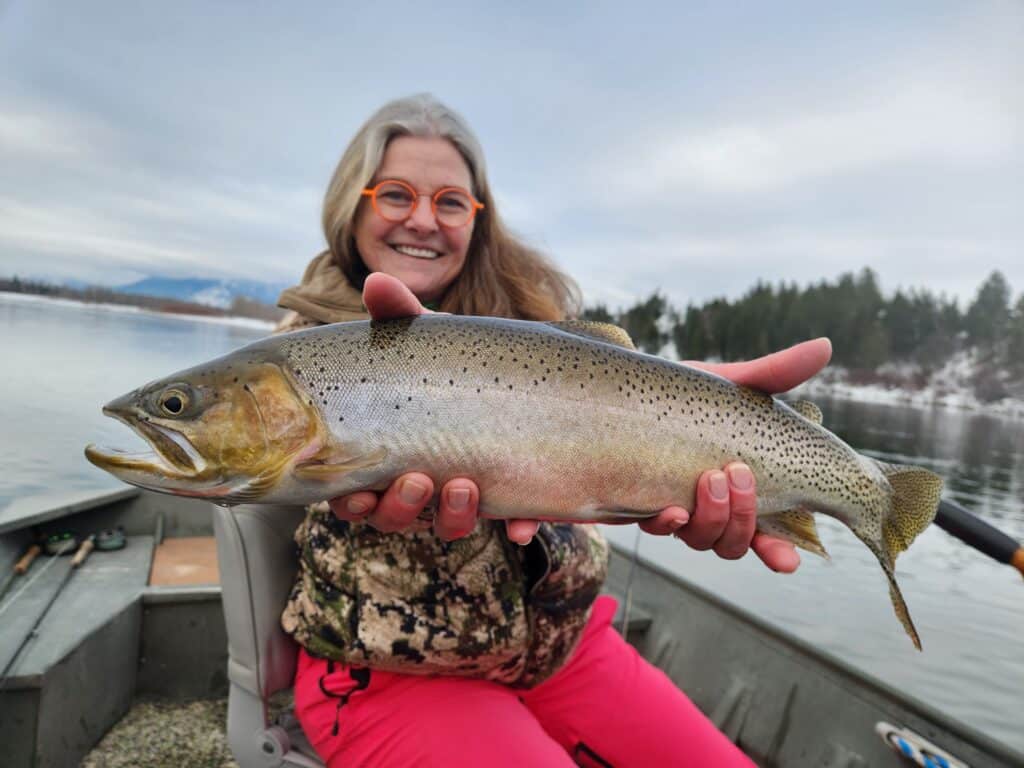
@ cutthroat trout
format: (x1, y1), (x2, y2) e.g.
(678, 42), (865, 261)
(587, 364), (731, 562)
(86, 315), (942, 648)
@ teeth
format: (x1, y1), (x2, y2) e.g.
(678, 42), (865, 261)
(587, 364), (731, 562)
(392, 245), (441, 259)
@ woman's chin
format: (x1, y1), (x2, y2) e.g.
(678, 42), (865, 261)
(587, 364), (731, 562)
(387, 268), (453, 304)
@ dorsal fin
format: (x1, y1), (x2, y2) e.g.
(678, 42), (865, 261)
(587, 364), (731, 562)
(790, 400), (823, 424)
(546, 320), (636, 350)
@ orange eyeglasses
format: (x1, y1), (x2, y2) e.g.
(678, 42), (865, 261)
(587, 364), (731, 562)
(361, 180), (484, 228)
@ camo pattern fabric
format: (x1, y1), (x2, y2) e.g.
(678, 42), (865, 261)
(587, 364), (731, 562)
(519, 522), (610, 687)
(276, 306), (610, 687)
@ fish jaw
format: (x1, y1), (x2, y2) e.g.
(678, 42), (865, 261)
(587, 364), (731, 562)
(85, 394), (226, 495)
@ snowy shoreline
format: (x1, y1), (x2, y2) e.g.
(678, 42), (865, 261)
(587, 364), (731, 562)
(789, 354), (1024, 421)
(0, 290), (275, 331)
(792, 377), (1024, 420)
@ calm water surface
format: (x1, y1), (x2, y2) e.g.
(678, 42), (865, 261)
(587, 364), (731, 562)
(3, 294), (1022, 752)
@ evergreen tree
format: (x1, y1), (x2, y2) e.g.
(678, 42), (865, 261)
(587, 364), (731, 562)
(618, 292), (668, 354)
(581, 268), (1010, 378)
(965, 271), (1011, 349)
(1006, 295), (1024, 372)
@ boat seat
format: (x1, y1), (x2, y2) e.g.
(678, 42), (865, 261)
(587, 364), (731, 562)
(212, 504), (325, 768)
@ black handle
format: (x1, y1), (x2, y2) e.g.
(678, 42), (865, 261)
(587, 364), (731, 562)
(935, 499), (1024, 577)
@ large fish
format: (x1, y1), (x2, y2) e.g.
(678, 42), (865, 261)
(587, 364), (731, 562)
(86, 315), (942, 648)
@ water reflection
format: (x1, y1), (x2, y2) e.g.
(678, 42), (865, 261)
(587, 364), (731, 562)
(814, 396), (1024, 537)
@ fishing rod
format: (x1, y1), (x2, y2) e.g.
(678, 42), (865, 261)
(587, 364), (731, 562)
(0, 540), (43, 606)
(935, 499), (1024, 578)
(0, 534), (95, 684)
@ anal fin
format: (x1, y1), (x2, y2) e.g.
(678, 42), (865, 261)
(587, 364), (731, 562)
(757, 509), (830, 559)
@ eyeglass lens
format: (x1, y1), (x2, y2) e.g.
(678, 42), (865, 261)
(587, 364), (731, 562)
(373, 182), (475, 226)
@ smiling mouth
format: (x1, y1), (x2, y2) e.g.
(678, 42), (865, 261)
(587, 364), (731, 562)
(391, 244), (442, 260)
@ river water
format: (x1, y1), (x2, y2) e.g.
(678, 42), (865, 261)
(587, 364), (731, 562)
(2, 293), (1022, 753)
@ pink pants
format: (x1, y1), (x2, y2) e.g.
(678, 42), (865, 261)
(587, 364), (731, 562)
(294, 595), (753, 767)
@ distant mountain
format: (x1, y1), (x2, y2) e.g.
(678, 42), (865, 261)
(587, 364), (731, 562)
(117, 276), (290, 309)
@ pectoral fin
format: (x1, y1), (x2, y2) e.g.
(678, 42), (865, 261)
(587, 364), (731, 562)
(757, 509), (830, 559)
(294, 445), (388, 481)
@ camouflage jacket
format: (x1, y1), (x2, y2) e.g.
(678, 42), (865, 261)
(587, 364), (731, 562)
(278, 255), (609, 687)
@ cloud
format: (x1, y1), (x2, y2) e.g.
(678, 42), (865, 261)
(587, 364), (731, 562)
(590, 65), (1019, 203)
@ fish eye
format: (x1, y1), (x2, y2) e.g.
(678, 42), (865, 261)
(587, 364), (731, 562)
(159, 390), (187, 416)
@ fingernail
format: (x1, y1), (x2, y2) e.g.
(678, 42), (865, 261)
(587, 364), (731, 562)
(729, 465), (753, 491)
(448, 487), (471, 511)
(670, 511), (689, 530)
(399, 478), (428, 505)
(346, 499), (369, 516)
(710, 472), (729, 500)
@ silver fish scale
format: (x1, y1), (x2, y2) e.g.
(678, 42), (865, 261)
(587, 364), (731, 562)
(269, 315), (886, 523)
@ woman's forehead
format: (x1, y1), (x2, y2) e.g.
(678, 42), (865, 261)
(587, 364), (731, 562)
(376, 135), (472, 188)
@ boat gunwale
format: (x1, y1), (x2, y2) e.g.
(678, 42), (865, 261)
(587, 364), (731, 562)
(0, 487), (139, 535)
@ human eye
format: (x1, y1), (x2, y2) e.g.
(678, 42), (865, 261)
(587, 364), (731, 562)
(377, 182), (414, 204)
(436, 190), (470, 210)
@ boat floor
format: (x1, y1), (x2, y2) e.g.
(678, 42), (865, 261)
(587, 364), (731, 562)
(82, 697), (238, 768)
(149, 536), (219, 586)
(83, 690), (298, 767)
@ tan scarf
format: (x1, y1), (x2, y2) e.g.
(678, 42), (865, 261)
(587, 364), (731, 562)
(276, 252), (368, 324)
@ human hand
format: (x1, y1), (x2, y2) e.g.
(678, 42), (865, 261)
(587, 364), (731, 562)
(327, 273), (541, 544)
(636, 338), (833, 573)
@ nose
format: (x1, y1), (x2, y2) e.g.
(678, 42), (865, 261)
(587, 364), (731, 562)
(404, 194), (439, 234)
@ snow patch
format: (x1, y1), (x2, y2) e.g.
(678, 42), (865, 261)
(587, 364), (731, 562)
(792, 348), (1024, 420)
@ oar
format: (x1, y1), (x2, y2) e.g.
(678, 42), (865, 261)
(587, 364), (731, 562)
(935, 499), (1024, 578)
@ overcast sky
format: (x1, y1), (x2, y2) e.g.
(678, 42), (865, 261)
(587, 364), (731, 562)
(1, 1), (1021, 310)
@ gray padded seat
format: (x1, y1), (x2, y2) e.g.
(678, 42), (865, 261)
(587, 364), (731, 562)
(212, 503), (325, 768)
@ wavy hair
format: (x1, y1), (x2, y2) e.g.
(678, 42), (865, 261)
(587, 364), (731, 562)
(321, 94), (579, 321)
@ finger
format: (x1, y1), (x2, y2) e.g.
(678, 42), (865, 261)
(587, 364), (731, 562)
(751, 533), (801, 573)
(435, 478), (480, 541)
(712, 463), (758, 560)
(638, 506), (689, 536)
(675, 470), (730, 551)
(328, 491), (378, 522)
(368, 472), (435, 532)
(686, 338), (832, 394)
(362, 272), (432, 320)
(506, 519), (540, 545)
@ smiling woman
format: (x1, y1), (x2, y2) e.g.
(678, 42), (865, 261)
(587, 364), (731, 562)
(313, 94), (580, 320)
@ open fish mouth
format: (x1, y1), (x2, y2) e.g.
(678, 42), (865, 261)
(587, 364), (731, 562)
(85, 410), (206, 478)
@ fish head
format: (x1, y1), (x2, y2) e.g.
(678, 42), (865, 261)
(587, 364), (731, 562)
(85, 356), (322, 502)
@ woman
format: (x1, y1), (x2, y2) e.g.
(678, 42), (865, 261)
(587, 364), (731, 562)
(277, 94), (828, 767)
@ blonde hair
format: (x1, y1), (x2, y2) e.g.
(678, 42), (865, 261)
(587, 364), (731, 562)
(321, 94), (579, 321)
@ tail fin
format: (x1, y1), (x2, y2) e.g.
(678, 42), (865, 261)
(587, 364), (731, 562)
(877, 461), (943, 558)
(873, 461), (944, 650)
